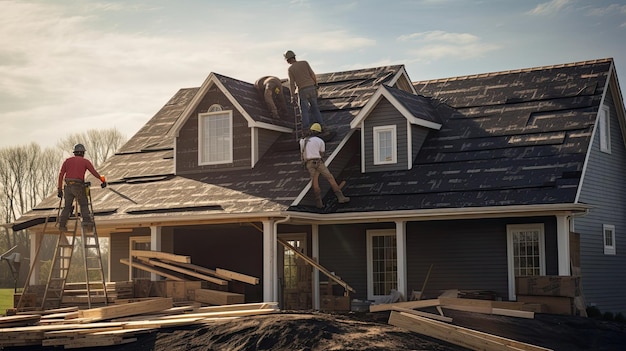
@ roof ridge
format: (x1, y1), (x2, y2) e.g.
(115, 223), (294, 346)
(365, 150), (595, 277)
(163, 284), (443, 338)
(414, 58), (613, 84)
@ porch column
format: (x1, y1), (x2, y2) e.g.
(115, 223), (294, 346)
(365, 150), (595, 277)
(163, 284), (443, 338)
(29, 232), (41, 285)
(262, 220), (277, 302)
(311, 224), (320, 310)
(556, 215), (571, 275)
(150, 226), (162, 281)
(395, 221), (408, 299)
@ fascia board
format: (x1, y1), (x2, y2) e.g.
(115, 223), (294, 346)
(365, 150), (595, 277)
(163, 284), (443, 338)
(168, 72), (216, 138)
(254, 121), (293, 133)
(350, 86), (384, 128)
(389, 66), (417, 94)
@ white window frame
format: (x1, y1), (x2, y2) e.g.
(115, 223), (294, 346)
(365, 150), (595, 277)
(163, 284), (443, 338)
(366, 229), (397, 300)
(599, 105), (611, 153)
(198, 110), (233, 165)
(603, 224), (616, 255)
(506, 223), (546, 300)
(373, 125), (397, 165)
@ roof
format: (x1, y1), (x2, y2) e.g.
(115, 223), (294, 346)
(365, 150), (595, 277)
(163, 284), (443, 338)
(310, 58), (614, 213)
(14, 59), (619, 230)
(14, 65), (408, 230)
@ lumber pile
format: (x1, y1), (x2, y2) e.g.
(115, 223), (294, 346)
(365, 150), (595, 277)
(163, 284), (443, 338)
(122, 250), (258, 306)
(0, 298), (279, 349)
(371, 297), (552, 351)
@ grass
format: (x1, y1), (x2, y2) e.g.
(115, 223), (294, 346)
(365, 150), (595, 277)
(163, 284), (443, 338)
(0, 288), (15, 316)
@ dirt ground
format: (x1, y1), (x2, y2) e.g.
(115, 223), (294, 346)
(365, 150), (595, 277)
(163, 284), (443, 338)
(6, 309), (626, 351)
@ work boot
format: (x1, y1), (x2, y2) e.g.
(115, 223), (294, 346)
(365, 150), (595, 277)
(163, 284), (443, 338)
(314, 191), (324, 209)
(335, 190), (350, 204)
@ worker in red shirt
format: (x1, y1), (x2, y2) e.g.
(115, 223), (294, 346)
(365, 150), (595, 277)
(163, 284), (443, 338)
(57, 144), (107, 232)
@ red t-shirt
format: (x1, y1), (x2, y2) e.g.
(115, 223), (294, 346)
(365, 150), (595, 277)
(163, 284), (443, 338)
(57, 156), (101, 189)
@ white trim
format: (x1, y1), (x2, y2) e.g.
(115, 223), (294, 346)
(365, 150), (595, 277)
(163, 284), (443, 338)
(506, 223), (546, 300)
(603, 224), (616, 255)
(556, 215), (571, 275)
(600, 105), (611, 153)
(350, 85), (442, 130)
(366, 229), (397, 300)
(251, 127), (258, 168)
(311, 225), (320, 310)
(150, 226), (162, 281)
(395, 221), (407, 299)
(373, 125), (397, 165)
(360, 125), (366, 173)
(406, 119), (412, 170)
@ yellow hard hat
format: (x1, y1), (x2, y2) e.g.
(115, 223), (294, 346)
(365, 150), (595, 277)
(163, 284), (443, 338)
(310, 123), (322, 133)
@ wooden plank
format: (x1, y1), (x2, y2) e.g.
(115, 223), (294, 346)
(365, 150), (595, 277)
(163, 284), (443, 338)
(492, 308), (535, 319)
(78, 298), (173, 322)
(391, 306), (453, 323)
(215, 268), (259, 285)
(121, 317), (206, 329)
(389, 311), (553, 351)
(194, 289), (244, 306)
(163, 261), (231, 281)
(277, 238), (355, 293)
(369, 299), (440, 312)
(120, 258), (184, 281)
(131, 249), (191, 263)
(157, 308), (278, 320)
(148, 259), (228, 285)
(197, 302), (278, 313)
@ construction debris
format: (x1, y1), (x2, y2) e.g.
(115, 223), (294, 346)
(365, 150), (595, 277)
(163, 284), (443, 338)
(0, 299), (279, 349)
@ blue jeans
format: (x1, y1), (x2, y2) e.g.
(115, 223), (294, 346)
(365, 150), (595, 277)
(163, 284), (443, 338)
(298, 86), (323, 129)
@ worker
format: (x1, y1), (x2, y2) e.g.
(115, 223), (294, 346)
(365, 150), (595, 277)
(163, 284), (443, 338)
(300, 123), (349, 208)
(57, 144), (107, 232)
(284, 50), (324, 130)
(254, 76), (289, 119)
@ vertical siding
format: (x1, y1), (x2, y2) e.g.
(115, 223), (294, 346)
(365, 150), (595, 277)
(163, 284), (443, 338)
(411, 125), (429, 163)
(176, 87), (252, 174)
(173, 224), (264, 302)
(363, 99), (408, 172)
(575, 87), (626, 314)
(318, 217), (557, 301)
(256, 128), (281, 164)
(109, 228), (150, 282)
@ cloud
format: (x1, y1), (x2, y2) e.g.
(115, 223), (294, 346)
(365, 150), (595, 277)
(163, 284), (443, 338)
(527, 0), (572, 15)
(396, 31), (498, 61)
(587, 4), (626, 16)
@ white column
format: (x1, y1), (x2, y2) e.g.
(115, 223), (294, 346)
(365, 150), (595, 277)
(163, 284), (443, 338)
(556, 215), (571, 275)
(29, 233), (41, 285)
(395, 221), (407, 299)
(311, 224), (320, 310)
(150, 226), (162, 281)
(262, 220), (276, 302)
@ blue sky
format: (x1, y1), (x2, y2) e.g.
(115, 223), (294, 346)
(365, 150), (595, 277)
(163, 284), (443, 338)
(1, 0), (625, 149)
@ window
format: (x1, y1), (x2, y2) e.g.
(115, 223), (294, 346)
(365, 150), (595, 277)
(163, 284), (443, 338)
(603, 224), (616, 255)
(507, 224), (545, 299)
(599, 105), (611, 153)
(367, 229), (397, 300)
(198, 110), (233, 165)
(373, 125), (397, 165)
(208, 104), (223, 112)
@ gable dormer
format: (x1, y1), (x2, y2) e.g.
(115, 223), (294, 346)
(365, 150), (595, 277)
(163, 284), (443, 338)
(168, 73), (292, 175)
(350, 85), (442, 172)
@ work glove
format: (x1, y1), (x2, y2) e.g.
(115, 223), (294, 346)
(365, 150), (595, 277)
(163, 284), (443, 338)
(101, 181), (107, 188)
(57, 189), (63, 198)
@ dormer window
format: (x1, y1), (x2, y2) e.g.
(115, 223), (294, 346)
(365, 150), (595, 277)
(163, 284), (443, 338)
(198, 109), (233, 165)
(373, 125), (397, 165)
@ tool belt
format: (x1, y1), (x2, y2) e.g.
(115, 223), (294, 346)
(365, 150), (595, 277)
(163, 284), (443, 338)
(65, 179), (84, 185)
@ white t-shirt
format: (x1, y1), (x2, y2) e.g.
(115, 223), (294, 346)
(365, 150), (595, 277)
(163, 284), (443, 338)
(300, 136), (325, 160)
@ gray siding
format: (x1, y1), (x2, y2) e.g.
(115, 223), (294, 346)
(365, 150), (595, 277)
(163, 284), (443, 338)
(575, 86), (626, 315)
(176, 87), (252, 175)
(411, 125), (429, 163)
(256, 128), (281, 165)
(318, 217), (557, 301)
(364, 99), (408, 172)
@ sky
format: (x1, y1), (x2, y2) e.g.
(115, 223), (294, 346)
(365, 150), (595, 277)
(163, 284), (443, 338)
(1, 0), (626, 149)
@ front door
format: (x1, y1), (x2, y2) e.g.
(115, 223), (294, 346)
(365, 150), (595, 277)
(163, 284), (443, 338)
(278, 233), (311, 310)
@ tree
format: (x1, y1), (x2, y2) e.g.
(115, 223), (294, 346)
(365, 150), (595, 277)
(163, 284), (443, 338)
(0, 128), (126, 288)
(57, 128), (126, 168)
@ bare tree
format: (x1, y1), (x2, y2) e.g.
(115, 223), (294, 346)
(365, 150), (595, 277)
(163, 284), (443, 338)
(57, 128), (126, 167)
